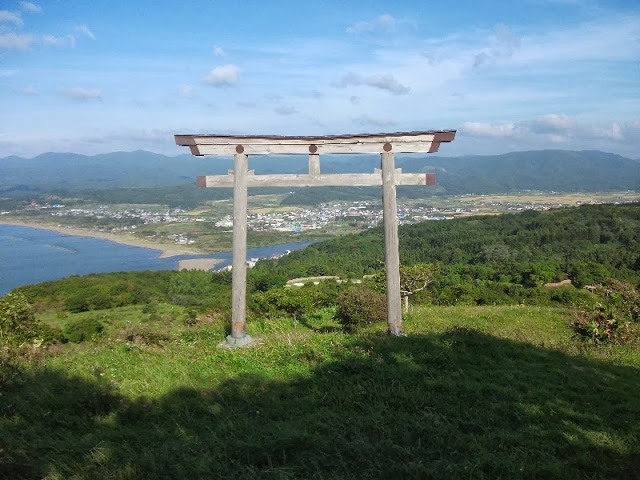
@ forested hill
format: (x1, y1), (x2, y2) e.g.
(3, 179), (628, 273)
(253, 203), (640, 288)
(402, 150), (640, 194)
(283, 150), (640, 204)
(1, 149), (638, 196)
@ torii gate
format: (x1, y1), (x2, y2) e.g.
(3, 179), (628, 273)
(175, 131), (456, 345)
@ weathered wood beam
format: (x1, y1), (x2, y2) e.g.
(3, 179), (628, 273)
(175, 131), (456, 156)
(196, 170), (436, 188)
(184, 142), (431, 156)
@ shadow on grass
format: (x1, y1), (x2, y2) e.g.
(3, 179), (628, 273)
(2, 328), (640, 479)
(297, 316), (344, 334)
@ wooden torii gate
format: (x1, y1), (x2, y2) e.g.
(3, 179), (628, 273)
(175, 131), (456, 345)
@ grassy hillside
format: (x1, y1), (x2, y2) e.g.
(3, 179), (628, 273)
(2, 304), (640, 479)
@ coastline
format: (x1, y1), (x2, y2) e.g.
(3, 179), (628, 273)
(0, 219), (203, 259)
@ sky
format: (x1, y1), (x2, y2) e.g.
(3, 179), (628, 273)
(0, 0), (639, 158)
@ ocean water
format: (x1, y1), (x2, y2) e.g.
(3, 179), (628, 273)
(0, 225), (311, 296)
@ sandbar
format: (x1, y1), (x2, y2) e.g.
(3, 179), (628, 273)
(177, 258), (222, 271)
(0, 219), (202, 258)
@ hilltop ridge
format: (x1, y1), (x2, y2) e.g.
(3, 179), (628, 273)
(1, 149), (638, 196)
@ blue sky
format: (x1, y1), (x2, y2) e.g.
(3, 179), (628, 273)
(1, 0), (639, 158)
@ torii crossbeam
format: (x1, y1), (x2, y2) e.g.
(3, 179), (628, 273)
(175, 131), (456, 345)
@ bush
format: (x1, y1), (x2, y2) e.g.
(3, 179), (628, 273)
(121, 325), (171, 347)
(64, 317), (105, 343)
(0, 292), (42, 346)
(569, 280), (640, 345)
(251, 287), (316, 320)
(336, 286), (386, 331)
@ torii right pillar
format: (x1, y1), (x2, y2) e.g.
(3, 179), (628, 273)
(381, 145), (403, 335)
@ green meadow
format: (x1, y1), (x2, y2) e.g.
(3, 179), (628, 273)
(2, 303), (639, 479)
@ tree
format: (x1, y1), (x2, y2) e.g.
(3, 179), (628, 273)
(374, 263), (439, 313)
(0, 292), (42, 346)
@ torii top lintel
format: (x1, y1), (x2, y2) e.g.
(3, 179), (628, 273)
(174, 130), (456, 156)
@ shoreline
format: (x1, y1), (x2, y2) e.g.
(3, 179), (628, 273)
(0, 219), (203, 259)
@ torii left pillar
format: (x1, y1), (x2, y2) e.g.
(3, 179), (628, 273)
(230, 150), (250, 344)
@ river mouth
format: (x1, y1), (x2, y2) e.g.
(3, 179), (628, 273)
(0, 224), (313, 295)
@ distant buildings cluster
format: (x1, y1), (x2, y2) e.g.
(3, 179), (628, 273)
(215, 202), (457, 233)
(47, 205), (202, 224)
(14, 195), (637, 247)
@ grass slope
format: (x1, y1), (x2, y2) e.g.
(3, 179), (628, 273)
(2, 305), (639, 479)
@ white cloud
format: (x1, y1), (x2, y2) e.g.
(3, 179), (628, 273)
(354, 114), (396, 127)
(42, 27), (93, 48)
(334, 72), (410, 95)
(60, 87), (102, 101)
(76, 25), (95, 40)
(367, 74), (410, 95)
(42, 34), (75, 47)
(511, 15), (638, 66)
(459, 116), (636, 153)
(622, 121), (640, 138)
(179, 85), (194, 98)
(591, 122), (623, 140)
(472, 23), (521, 68)
(237, 100), (258, 108)
(334, 72), (360, 88)
(213, 46), (225, 57)
(20, 2), (42, 13)
(274, 105), (297, 116)
(347, 14), (398, 34)
(16, 85), (39, 95)
(203, 64), (240, 87)
(461, 122), (517, 137)
(0, 10), (23, 27)
(523, 114), (575, 134)
(0, 32), (34, 50)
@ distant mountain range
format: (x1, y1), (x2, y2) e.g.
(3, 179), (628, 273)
(1, 149), (638, 197)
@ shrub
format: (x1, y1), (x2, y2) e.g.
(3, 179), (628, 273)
(121, 325), (171, 347)
(184, 309), (198, 327)
(251, 287), (316, 320)
(569, 280), (640, 345)
(336, 286), (386, 331)
(0, 292), (42, 346)
(64, 317), (105, 343)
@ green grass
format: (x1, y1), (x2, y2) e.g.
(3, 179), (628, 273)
(2, 305), (639, 479)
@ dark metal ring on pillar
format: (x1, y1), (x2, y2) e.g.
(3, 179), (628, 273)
(383, 143), (393, 152)
(235, 145), (244, 154)
(309, 144), (318, 154)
